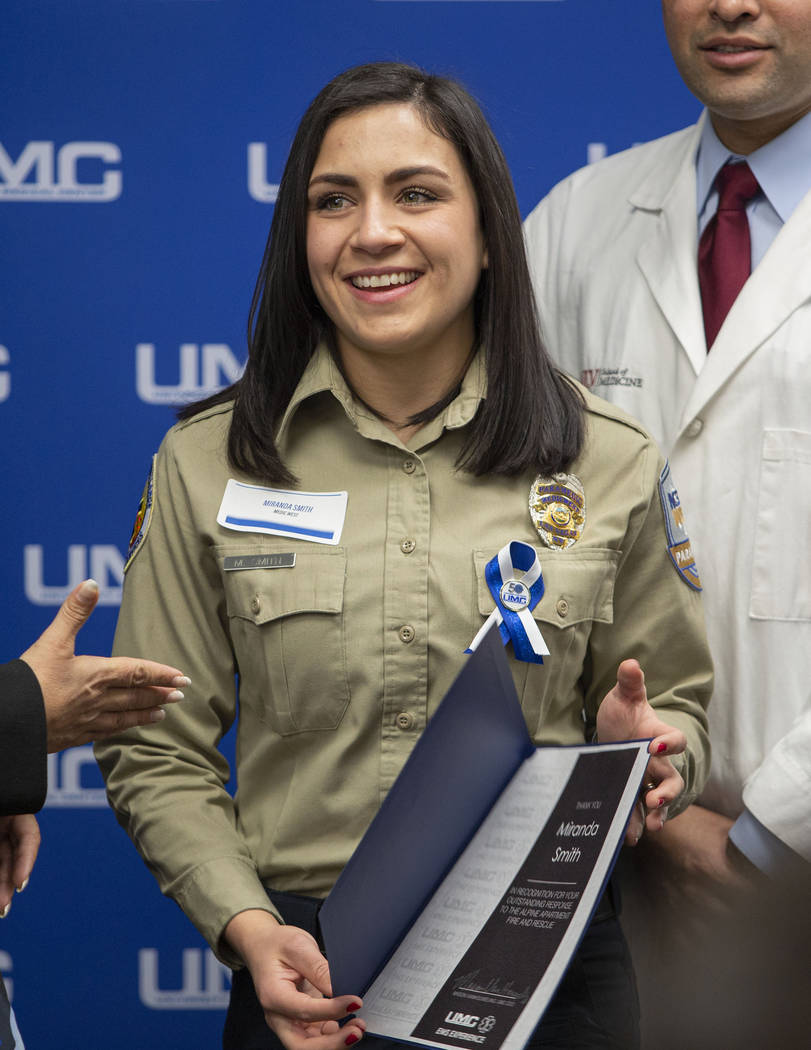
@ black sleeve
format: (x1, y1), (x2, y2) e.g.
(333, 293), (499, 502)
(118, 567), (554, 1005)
(0, 659), (48, 816)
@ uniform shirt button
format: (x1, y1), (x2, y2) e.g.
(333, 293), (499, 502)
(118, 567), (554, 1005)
(251, 596), (261, 615)
(556, 598), (569, 618)
(402, 458), (417, 475)
(685, 418), (704, 438)
(398, 624), (416, 644)
(396, 712), (415, 731)
(400, 538), (416, 555)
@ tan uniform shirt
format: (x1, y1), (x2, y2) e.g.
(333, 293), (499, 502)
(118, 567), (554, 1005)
(95, 347), (711, 964)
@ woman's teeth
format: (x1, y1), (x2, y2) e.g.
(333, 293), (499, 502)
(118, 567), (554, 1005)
(351, 271), (419, 289)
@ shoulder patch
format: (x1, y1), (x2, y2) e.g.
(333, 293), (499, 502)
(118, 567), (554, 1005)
(125, 455), (156, 572)
(659, 461), (701, 591)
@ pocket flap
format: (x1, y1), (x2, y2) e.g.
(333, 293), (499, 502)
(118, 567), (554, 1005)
(219, 546), (346, 625)
(473, 547), (618, 626)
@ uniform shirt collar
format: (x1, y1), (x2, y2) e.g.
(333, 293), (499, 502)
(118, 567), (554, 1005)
(696, 108), (811, 226)
(276, 342), (486, 445)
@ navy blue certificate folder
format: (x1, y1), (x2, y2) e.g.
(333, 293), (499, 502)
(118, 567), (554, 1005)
(320, 626), (534, 998)
(319, 625), (649, 1050)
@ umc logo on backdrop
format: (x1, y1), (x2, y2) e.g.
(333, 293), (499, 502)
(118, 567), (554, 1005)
(0, 141), (122, 201)
(0, 951), (15, 1002)
(138, 948), (231, 1009)
(136, 342), (245, 404)
(247, 143), (280, 203)
(0, 345), (9, 402)
(46, 746), (107, 808)
(24, 544), (124, 606)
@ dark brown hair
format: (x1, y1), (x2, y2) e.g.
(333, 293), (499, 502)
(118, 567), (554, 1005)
(180, 62), (583, 484)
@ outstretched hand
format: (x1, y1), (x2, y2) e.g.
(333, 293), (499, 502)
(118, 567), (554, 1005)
(0, 813), (40, 917)
(21, 578), (190, 751)
(226, 910), (366, 1050)
(596, 659), (687, 844)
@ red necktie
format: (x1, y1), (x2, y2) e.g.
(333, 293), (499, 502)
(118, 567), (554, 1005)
(698, 161), (760, 349)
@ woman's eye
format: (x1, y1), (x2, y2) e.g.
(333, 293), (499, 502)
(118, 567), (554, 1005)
(400, 187), (437, 205)
(315, 193), (350, 211)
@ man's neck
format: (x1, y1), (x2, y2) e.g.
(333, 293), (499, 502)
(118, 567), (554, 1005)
(710, 102), (811, 155)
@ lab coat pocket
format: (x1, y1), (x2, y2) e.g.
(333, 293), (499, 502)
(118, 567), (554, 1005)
(220, 545), (350, 734)
(750, 429), (811, 621)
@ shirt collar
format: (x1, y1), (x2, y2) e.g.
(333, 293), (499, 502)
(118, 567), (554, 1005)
(276, 343), (487, 444)
(696, 109), (811, 225)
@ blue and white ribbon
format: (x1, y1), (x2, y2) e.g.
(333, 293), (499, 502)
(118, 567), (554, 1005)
(466, 541), (549, 664)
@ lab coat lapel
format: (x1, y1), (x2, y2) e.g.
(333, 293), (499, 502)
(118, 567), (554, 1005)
(682, 183), (811, 425)
(632, 123), (706, 379)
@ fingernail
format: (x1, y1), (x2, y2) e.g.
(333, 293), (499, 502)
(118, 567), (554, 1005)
(16, 877), (29, 894)
(1, 902), (11, 919)
(658, 798), (666, 808)
(78, 579), (99, 600)
(345, 1035), (359, 1046)
(149, 708), (167, 722)
(166, 690), (185, 702)
(347, 1003), (361, 1014)
(172, 676), (191, 688)
(657, 742), (667, 753)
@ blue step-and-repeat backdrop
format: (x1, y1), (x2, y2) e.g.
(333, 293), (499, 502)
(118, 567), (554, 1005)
(1, 1), (699, 1046)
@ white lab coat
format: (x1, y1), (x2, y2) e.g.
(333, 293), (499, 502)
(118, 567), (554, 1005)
(524, 115), (811, 862)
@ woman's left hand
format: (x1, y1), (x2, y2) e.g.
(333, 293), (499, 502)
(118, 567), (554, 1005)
(596, 659), (686, 845)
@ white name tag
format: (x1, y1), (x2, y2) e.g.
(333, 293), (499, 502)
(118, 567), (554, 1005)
(217, 480), (348, 546)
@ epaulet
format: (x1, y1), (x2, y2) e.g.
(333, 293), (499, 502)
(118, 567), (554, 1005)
(171, 399), (235, 435)
(575, 381), (654, 443)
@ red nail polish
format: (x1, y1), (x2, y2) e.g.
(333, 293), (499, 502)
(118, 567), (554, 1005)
(658, 798), (666, 808)
(657, 742), (667, 753)
(346, 1035), (359, 1046)
(347, 1003), (361, 1014)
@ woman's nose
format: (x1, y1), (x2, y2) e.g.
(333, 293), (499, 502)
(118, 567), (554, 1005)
(351, 200), (406, 254)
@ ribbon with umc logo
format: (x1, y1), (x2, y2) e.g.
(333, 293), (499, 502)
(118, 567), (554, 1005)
(466, 541), (549, 664)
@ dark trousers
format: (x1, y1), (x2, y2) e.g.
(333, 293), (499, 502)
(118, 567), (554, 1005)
(223, 889), (639, 1050)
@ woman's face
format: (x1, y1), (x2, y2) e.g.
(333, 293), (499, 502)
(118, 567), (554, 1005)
(306, 102), (486, 374)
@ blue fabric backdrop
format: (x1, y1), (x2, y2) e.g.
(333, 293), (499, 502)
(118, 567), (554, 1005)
(1, 1), (699, 1045)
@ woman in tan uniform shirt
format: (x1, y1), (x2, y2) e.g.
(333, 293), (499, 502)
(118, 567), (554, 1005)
(96, 63), (712, 1050)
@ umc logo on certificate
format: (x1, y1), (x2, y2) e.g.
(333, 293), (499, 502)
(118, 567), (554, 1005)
(0, 141), (122, 201)
(136, 343), (245, 404)
(138, 948), (231, 1009)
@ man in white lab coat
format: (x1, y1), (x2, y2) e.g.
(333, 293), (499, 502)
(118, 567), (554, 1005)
(525, 0), (810, 1040)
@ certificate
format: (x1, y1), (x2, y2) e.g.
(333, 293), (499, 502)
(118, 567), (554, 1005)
(320, 625), (649, 1050)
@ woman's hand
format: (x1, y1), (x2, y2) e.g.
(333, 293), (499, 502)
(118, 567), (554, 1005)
(225, 910), (366, 1050)
(0, 813), (41, 917)
(596, 659), (687, 845)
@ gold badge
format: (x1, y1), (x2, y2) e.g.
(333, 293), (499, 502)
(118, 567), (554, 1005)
(529, 473), (585, 550)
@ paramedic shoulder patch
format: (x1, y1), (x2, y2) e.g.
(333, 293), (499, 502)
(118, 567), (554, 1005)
(659, 462), (701, 591)
(125, 455), (156, 572)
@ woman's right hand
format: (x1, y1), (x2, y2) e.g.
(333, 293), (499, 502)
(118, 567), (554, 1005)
(225, 909), (366, 1050)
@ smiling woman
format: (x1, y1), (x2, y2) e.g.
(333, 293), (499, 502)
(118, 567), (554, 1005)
(305, 103), (486, 433)
(94, 62), (713, 1050)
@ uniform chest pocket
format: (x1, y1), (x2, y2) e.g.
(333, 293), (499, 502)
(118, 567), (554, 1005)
(473, 547), (618, 737)
(473, 548), (617, 628)
(750, 430), (811, 622)
(219, 546), (349, 735)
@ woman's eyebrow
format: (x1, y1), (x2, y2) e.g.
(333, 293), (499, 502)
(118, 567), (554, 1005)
(384, 165), (451, 184)
(308, 172), (357, 189)
(308, 165), (452, 190)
